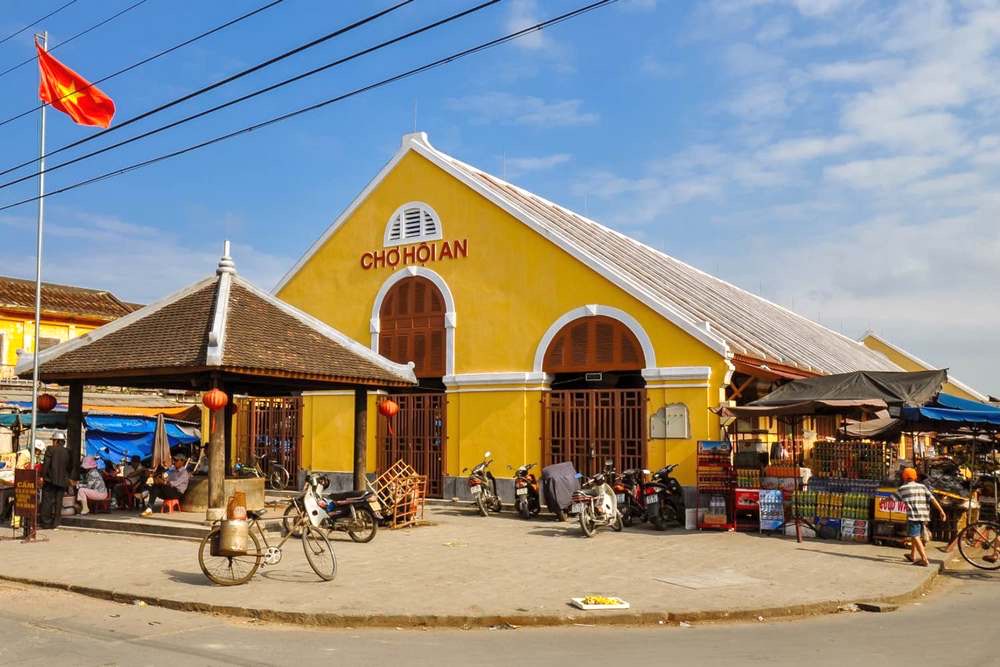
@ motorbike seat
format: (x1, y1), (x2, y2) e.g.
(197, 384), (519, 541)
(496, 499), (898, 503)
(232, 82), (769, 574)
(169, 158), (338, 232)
(325, 489), (373, 504)
(576, 487), (601, 498)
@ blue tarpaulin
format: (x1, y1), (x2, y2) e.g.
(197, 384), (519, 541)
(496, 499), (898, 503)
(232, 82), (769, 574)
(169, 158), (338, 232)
(84, 415), (200, 464)
(901, 393), (1000, 428)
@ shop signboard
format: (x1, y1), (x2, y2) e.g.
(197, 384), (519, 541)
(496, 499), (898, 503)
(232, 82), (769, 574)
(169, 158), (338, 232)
(14, 468), (38, 528)
(874, 488), (908, 523)
(697, 440), (731, 455)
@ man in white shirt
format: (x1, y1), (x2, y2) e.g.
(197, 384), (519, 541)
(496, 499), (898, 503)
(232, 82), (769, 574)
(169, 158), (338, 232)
(142, 454), (191, 516)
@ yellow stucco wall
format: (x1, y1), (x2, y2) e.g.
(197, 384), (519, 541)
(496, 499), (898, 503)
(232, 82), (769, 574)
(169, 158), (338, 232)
(279, 150), (730, 487)
(862, 335), (984, 401)
(0, 313), (96, 371)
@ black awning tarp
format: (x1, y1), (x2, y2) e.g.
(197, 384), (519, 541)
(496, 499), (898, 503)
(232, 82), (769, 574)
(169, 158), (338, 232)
(749, 370), (946, 409)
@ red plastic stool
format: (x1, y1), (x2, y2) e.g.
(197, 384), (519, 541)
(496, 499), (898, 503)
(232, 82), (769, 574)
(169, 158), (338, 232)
(161, 499), (181, 513)
(89, 497), (111, 514)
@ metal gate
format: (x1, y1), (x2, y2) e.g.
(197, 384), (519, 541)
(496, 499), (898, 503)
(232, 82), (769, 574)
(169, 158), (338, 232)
(235, 397), (301, 487)
(543, 389), (646, 477)
(377, 393), (445, 497)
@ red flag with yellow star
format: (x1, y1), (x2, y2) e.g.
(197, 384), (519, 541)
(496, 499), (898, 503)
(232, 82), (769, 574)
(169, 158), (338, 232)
(36, 40), (115, 128)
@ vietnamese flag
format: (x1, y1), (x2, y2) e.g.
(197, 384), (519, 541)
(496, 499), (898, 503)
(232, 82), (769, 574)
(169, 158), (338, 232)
(36, 40), (115, 128)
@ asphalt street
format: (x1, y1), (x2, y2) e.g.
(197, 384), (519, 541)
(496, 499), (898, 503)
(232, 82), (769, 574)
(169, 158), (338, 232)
(0, 569), (994, 666)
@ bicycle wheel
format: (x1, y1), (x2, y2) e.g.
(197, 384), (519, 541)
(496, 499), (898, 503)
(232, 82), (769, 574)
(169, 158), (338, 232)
(302, 524), (338, 581)
(198, 527), (262, 586)
(269, 466), (290, 491)
(347, 505), (378, 543)
(282, 502), (303, 538)
(957, 521), (1000, 570)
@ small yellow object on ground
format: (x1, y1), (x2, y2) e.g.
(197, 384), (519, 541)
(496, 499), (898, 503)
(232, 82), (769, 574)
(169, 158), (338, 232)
(582, 596), (622, 606)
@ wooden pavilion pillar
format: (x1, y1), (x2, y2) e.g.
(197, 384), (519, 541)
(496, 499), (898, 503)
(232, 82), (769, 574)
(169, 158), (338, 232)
(223, 399), (234, 476)
(353, 388), (367, 491)
(207, 382), (227, 522)
(66, 382), (84, 481)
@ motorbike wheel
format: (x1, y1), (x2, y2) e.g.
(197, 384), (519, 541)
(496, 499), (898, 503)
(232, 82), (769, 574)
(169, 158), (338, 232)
(658, 499), (681, 529)
(475, 492), (489, 517)
(622, 512), (634, 528)
(491, 496), (503, 513)
(612, 512), (624, 532)
(579, 506), (597, 538)
(556, 509), (568, 522)
(517, 499), (531, 520)
(347, 505), (378, 543)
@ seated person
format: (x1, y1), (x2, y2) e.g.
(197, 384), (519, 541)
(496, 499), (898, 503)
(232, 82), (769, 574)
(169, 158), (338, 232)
(142, 454), (191, 515)
(75, 456), (108, 515)
(113, 455), (147, 509)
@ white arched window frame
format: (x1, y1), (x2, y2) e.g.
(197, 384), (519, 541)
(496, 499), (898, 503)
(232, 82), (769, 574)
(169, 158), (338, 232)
(383, 201), (443, 247)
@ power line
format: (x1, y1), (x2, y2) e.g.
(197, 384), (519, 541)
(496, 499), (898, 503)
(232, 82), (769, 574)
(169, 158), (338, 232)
(0, 0), (415, 180)
(0, 0), (503, 192)
(0, 0), (285, 131)
(0, 0), (80, 47)
(0, 0), (151, 79)
(0, 0), (618, 214)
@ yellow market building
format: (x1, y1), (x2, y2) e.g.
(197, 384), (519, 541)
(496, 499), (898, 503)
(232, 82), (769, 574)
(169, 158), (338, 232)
(275, 132), (905, 497)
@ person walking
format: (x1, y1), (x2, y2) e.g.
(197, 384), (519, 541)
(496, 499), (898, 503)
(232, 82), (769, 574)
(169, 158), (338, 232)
(39, 432), (72, 529)
(898, 467), (946, 567)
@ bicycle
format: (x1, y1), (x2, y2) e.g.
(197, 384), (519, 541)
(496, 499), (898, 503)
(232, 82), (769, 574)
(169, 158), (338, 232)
(197, 502), (337, 586)
(234, 450), (291, 490)
(957, 520), (1000, 570)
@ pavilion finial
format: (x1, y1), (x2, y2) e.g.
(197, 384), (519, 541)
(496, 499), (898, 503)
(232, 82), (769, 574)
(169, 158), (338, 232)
(217, 240), (236, 275)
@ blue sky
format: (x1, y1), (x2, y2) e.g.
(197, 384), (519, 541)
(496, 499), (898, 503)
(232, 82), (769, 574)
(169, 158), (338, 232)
(0, 0), (997, 394)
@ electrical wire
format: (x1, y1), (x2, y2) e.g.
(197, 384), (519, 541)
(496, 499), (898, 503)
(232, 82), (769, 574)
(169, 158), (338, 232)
(0, 0), (618, 214)
(0, 0), (285, 131)
(0, 0), (415, 180)
(0, 0), (502, 192)
(0, 0), (80, 47)
(0, 0), (151, 79)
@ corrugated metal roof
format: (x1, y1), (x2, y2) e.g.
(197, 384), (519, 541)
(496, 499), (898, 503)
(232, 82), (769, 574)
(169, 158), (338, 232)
(416, 138), (899, 375)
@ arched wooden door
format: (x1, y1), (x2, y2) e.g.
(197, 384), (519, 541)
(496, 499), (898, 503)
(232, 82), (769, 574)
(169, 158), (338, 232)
(541, 316), (647, 476)
(376, 276), (447, 496)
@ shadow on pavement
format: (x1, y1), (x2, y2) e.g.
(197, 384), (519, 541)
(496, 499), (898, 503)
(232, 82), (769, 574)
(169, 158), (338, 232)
(163, 569), (213, 587)
(794, 546), (917, 565)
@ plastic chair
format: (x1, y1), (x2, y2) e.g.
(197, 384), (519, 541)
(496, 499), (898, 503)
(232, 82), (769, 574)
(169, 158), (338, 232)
(161, 499), (181, 513)
(90, 497), (111, 514)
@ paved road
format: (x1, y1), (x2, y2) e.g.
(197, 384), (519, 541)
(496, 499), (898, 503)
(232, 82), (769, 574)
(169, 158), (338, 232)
(0, 569), (994, 666)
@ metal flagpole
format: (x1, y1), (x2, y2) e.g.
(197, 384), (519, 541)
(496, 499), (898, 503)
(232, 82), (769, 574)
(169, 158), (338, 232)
(28, 31), (48, 468)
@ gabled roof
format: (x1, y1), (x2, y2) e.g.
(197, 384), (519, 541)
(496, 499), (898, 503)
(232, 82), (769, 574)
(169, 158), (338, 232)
(18, 247), (417, 388)
(861, 330), (989, 402)
(0, 274), (137, 322)
(276, 133), (901, 376)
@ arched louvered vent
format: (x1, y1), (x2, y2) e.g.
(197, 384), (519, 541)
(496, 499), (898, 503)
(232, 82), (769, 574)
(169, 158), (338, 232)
(543, 316), (645, 373)
(384, 202), (442, 246)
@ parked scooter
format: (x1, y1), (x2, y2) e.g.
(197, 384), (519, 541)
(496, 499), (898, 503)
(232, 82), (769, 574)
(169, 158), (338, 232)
(614, 468), (649, 527)
(510, 462), (541, 519)
(643, 464), (685, 530)
(464, 451), (502, 516)
(572, 460), (623, 537)
(282, 473), (379, 543)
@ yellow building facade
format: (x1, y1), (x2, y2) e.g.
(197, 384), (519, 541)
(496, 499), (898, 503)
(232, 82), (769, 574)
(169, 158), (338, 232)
(276, 133), (904, 496)
(0, 276), (135, 380)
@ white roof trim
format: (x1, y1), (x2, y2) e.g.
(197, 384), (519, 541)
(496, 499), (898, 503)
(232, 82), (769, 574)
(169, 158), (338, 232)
(443, 371), (549, 387)
(234, 276), (416, 385)
(14, 276), (217, 376)
(273, 133), (426, 294)
(641, 366), (713, 381)
(532, 304), (659, 373)
(205, 272), (232, 367)
(862, 330), (989, 402)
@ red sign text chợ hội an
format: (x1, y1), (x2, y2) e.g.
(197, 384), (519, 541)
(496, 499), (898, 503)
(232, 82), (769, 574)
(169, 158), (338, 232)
(360, 239), (468, 270)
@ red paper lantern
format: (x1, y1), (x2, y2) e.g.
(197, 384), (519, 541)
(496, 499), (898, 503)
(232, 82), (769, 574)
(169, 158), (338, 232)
(378, 399), (399, 419)
(202, 388), (229, 411)
(37, 393), (57, 413)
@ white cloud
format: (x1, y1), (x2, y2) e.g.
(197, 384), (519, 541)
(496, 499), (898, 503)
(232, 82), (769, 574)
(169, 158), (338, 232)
(504, 153), (572, 177)
(762, 135), (856, 162)
(810, 59), (902, 83)
(824, 155), (947, 189)
(447, 93), (598, 127)
(505, 0), (551, 51)
(728, 82), (789, 119)
(792, 0), (853, 17)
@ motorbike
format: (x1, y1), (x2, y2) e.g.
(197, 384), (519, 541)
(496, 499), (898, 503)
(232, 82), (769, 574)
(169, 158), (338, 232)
(510, 462), (541, 519)
(614, 468), (649, 527)
(643, 464), (685, 530)
(572, 460), (623, 537)
(283, 473), (380, 543)
(464, 451), (502, 516)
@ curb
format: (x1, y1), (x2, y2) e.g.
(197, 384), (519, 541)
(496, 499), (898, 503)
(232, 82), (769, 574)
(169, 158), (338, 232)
(0, 561), (942, 629)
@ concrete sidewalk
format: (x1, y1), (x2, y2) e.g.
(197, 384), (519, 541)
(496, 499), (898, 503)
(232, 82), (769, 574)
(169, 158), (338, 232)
(0, 506), (952, 627)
